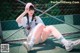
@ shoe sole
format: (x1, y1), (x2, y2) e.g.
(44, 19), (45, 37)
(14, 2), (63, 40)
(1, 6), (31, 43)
(73, 39), (80, 46)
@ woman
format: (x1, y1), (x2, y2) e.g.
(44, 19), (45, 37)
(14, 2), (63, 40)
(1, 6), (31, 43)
(16, 3), (44, 35)
(16, 3), (80, 52)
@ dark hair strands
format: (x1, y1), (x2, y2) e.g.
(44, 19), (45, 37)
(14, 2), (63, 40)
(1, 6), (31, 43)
(25, 5), (37, 30)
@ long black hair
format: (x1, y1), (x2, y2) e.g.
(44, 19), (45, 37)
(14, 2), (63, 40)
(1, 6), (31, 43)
(26, 5), (36, 30)
(26, 5), (36, 21)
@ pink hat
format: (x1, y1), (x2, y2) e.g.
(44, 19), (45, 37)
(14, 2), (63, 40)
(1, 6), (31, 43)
(25, 3), (34, 9)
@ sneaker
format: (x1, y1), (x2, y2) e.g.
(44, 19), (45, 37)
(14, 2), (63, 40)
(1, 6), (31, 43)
(72, 39), (80, 46)
(64, 39), (80, 51)
(64, 41), (74, 51)
(23, 41), (32, 51)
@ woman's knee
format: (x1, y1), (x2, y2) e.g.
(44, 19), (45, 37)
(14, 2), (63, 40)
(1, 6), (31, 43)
(49, 25), (55, 28)
(46, 25), (57, 31)
(37, 23), (45, 29)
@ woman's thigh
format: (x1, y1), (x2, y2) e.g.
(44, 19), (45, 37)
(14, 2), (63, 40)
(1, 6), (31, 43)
(40, 26), (51, 42)
(28, 23), (46, 44)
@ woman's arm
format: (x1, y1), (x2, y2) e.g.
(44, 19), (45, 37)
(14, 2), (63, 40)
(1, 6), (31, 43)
(16, 3), (30, 24)
(16, 11), (27, 24)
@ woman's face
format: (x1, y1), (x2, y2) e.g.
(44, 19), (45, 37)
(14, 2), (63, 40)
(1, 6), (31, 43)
(28, 10), (35, 16)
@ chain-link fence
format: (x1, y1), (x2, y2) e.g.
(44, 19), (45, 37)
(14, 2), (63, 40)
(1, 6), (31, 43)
(0, 0), (80, 21)
(0, 0), (80, 43)
(1, 14), (80, 43)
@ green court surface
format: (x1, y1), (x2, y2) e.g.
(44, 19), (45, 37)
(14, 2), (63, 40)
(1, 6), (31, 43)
(6, 34), (80, 53)
(2, 24), (80, 53)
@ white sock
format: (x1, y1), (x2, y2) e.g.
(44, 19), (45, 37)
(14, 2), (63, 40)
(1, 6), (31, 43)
(28, 35), (35, 47)
(58, 35), (69, 45)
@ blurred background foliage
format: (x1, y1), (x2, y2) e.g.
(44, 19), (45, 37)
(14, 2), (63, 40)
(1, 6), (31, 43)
(0, 0), (80, 21)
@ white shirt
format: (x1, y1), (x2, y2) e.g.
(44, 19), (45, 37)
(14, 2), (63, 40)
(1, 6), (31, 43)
(18, 16), (44, 29)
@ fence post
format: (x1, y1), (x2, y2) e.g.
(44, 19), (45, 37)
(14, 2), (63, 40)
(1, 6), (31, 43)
(0, 21), (3, 43)
(64, 15), (73, 25)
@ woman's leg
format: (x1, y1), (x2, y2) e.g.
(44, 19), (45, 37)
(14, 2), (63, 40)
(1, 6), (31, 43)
(23, 23), (46, 51)
(42, 25), (77, 51)
(40, 26), (51, 42)
(44, 25), (69, 44)
(24, 24), (79, 51)
(39, 25), (80, 51)
(27, 23), (46, 45)
(28, 25), (68, 45)
(39, 25), (68, 43)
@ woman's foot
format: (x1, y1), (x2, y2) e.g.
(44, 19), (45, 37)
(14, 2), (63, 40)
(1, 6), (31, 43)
(23, 41), (32, 51)
(64, 39), (80, 51)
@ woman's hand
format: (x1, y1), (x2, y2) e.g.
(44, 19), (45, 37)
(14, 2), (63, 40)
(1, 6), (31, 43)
(24, 7), (29, 13)
(16, 3), (34, 24)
